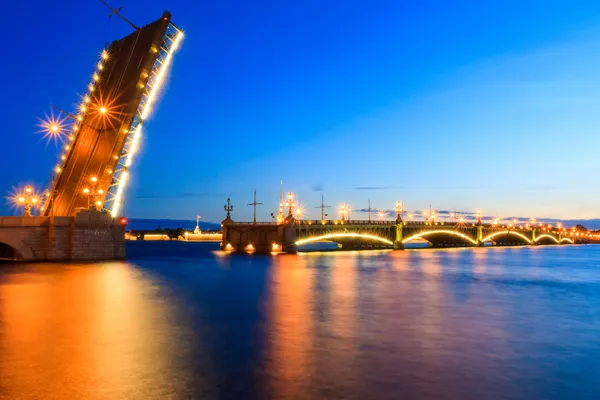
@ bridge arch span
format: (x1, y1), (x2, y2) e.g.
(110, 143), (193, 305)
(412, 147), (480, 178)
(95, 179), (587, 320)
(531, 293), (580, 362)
(534, 234), (559, 244)
(295, 232), (393, 246)
(0, 239), (29, 261)
(482, 231), (532, 244)
(402, 230), (477, 245)
(560, 237), (574, 244)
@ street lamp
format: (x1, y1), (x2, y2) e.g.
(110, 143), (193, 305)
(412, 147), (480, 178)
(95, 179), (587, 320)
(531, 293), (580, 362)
(339, 204), (347, 222)
(284, 192), (295, 218)
(395, 201), (403, 221)
(83, 187), (91, 209)
(17, 185), (39, 216)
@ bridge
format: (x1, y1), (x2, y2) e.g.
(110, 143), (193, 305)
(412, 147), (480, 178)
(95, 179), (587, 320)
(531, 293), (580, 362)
(221, 205), (596, 254)
(1, 11), (183, 261)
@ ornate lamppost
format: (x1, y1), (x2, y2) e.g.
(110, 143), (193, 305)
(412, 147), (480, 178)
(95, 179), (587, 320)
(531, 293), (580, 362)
(284, 192), (295, 219)
(339, 203), (347, 222)
(395, 201), (403, 222)
(17, 186), (39, 217)
(224, 198), (233, 219)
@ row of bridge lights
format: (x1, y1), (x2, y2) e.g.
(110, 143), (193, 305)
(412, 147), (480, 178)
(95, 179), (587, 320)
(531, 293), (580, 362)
(46, 49), (111, 178)
(263, 194), (599, 239)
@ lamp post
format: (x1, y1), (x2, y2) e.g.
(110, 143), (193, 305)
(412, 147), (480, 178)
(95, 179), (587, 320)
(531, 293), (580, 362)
(395, 201), (403, 222)
(284, 192), (295, 219)
(17, 186), (39, 217)
(82, 176), (104, 211)
(224, 198), (233, 219)
(339, 204), (347, 222)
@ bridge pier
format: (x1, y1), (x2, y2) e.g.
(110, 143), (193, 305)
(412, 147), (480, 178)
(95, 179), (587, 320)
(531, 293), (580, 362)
(393, 220), (404, 250)
(221, 216), (297, 254)
(0, 210), (125, 261)
(476, 224), (483, 247)
(393, 241), (404, 250)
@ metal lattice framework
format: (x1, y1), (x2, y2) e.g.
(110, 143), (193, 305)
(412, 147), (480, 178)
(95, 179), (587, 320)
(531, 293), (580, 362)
(105, 23), (184, 217)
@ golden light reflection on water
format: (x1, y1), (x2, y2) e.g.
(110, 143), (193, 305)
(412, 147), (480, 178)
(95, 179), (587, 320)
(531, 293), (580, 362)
(267, 254), (315, 398)
(0, 262), (193, 400)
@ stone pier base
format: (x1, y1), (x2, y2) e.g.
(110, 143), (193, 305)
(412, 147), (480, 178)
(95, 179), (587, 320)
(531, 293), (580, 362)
(0, 210), (125, 261)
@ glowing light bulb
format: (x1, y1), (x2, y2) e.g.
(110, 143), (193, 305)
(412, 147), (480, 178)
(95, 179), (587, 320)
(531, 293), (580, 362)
(99, 106), (107, 114)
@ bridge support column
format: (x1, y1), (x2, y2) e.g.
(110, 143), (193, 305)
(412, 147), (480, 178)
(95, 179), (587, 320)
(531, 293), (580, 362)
(531, 228), (537, 245)
(393, 221), (404, 250)
(476, 224), (483, 247)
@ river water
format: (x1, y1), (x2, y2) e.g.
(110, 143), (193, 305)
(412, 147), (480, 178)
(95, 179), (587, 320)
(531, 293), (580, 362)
(2, 242), (600, 399)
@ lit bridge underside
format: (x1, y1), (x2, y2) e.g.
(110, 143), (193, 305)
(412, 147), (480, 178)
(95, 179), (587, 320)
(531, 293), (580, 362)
(42, 12), (183, 217)
(296, 221), (579, 250)
(221, 218), (595, 254)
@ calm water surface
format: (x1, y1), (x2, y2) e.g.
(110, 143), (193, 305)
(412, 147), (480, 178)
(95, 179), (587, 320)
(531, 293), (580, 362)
(2, 243), (600, 399)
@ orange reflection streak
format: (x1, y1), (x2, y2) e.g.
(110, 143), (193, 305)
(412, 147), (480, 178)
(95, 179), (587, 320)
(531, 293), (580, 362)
(327, 254), (358, 392)
(0, 263), (196, 399)
(267, 255), (315, 398)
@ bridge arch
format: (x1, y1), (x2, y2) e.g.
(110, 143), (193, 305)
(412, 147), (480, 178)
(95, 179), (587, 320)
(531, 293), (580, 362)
(534, 234), (559, 244)
(402, 230), (477, 245)
(560, 237), (574, 244)
(0, 241), (26, 261)
(481, 231), (532, 244)
(295, 232), (393, 246)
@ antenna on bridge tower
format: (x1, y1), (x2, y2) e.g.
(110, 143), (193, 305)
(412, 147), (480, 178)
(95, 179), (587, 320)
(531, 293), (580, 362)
(98, 0), (140, 31)
(248, 190), (263, 225)
(315, 194), (331, 222)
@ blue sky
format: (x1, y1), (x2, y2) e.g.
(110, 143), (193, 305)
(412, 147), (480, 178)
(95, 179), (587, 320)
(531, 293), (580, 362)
(2, 0), (600, 223)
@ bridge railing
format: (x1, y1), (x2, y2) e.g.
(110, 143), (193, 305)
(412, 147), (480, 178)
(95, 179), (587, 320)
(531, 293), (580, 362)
(234, 221), (279, 225)
(296, 220), (396, 226)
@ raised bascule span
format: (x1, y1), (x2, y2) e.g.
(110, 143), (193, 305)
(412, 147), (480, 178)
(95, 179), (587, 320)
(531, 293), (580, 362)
(42, 11), (183, 218)
(0, 11), (183, 261)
